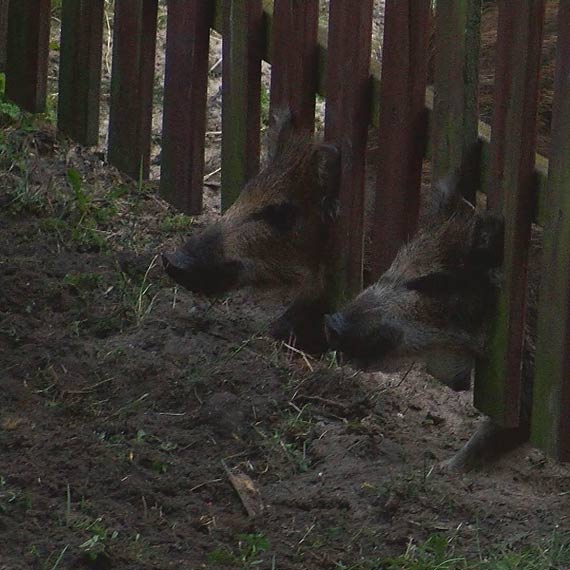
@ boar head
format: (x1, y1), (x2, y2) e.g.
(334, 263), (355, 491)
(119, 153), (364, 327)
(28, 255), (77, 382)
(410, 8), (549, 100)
(162, 111), (340, 296)
(325, 174), (504, 390)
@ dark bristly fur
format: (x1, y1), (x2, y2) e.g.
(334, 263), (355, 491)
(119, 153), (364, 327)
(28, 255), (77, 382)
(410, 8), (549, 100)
(326, 174), (536, 470)
(163, 109), (340, 352)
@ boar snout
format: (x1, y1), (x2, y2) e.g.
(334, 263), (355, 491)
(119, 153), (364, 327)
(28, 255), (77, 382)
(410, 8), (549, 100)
(162, 250), (192, 273)
(324, 310), (404, 371)
(162, 249), (243, 295)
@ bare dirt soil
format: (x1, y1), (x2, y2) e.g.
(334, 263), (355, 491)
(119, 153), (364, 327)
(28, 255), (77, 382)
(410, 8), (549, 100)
(1, 2), (569, 570)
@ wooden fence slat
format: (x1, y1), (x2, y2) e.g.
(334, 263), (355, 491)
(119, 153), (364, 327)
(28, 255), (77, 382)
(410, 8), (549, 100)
(108, 0), (158, 180)
(532, 2), (570, 462)
(0, 0), (8, 73)
(211, 0), (551, 227)
(269, 0), (319, 133)
(474, 0), (545, 427)
(159, 1), (213, 215)
(432, 0), (481, 203)
(463, 0), (483, 200)
(58, 0), (105, 146)
(369, 0), (431, 279)
(324, 0), (373, 302)
(485, 6), (513, 212)
(5, 0), (50, 113)
(221, 0), (263, 212)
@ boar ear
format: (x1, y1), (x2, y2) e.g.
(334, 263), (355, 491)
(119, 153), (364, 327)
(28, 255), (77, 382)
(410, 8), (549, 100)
(267, 107), (294, 162)
(470, 213), (504, 268)
(320, 194), (340, 222)
(314, 143), (341, 220)
(430, 171), (463, 220)
(314, 143), (340, 187)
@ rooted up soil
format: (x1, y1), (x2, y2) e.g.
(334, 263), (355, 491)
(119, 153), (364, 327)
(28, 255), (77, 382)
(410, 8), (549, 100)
(1, 126), (569, 570)
(1, 2), (569, 569)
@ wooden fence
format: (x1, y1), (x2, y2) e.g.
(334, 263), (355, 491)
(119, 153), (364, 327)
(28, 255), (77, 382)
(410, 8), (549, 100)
(0, 0), (568, 462)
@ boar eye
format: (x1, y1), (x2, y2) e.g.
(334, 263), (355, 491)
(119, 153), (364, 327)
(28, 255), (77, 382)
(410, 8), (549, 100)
(406, 270), (490, 296)
(405, 271), (466, 296)
(251, 202), (298, 232)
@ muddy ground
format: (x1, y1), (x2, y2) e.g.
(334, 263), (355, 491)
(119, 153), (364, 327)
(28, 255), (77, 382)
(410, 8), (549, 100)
(1, 2), (569, 569)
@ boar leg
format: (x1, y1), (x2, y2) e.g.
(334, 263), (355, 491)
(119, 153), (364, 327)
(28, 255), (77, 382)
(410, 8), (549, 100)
(441, 416), (530, 471)
(269, 297), (330, 355)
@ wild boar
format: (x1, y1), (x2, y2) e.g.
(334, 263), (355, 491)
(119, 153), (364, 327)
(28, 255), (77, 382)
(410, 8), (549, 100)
(163, 110), (340, 352)
(324, 173), (536, 470)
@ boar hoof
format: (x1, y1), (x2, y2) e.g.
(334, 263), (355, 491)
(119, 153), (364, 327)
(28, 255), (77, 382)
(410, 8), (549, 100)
(438, 451), (473, 473)
(439, 417), (530, 472)
(269, 299), (330, 355)
(438, 417), (498, 472)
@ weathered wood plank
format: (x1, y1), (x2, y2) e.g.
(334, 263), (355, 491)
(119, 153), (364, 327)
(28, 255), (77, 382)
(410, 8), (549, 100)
(485, 5), (512, 212)
(0, 0), (8, 72)
(463, 0), (482, 201)
(432, 0), (467, 181)
(211, 0), (550, 226)
(159, 1), (213, 215)
(532, 1), (570, 462)
(432, 0), (481, 203)
(474, 0), (545, 427)
(324, 0), (373, 302)
(370, 0), (431, 279)
(108, 0), (158, 180)
(269, 0), (318, 133)
(221, 0), (263, 212)
(58, 0), (105, 146)
(5, 0), (51, 113)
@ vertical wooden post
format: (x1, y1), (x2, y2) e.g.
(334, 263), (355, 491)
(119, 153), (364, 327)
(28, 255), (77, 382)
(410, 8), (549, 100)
(269, 0), (319, 134)
(58, 0), (105, 146)
(463, 0), (482, 188)
(108, 0), (158, 180)
(431, 0), (481, 203)
(474, 0), (545, 427)
(5, 0), (51, 113)
(532, 2), (570, 462)
(324, 0), (373, 303)
(370, 0), (431, 279)
(0, 0), (8, 72)
(221, 0), (263, 212)
(160, 0), (213, 215)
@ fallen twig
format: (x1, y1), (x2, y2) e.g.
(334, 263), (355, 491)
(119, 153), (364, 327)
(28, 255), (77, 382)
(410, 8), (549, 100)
(222, 461), (264, 518)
